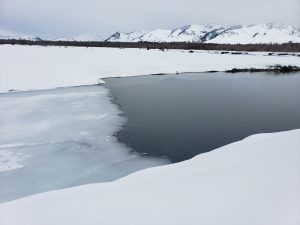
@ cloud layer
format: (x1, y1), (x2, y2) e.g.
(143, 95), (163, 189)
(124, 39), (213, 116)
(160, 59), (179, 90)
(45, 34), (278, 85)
(0, 0), (299, 38)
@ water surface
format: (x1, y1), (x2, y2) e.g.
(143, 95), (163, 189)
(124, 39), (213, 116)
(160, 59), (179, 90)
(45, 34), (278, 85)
(105, 72), (300, 162)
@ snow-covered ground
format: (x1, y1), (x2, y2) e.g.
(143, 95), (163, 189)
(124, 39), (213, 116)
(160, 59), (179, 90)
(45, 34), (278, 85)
(1, 44), (299, 224)
(1, 129), (299, 225)
(1, 45), (300, 93)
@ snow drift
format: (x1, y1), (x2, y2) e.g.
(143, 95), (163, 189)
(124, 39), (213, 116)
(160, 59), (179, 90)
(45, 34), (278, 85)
(1, 129), (299, 225)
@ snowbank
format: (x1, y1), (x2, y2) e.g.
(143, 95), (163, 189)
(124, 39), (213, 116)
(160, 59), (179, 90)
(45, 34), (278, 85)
(1, 129), (299, 225)
(1, 45), (300, 93)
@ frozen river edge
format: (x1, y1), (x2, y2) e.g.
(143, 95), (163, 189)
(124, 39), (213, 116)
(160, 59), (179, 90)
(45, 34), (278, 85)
(0, 85), (170, 202)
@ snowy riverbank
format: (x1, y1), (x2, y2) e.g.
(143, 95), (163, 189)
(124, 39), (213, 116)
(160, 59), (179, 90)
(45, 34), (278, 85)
(1, 129), (299, 225)
(1, 45), (300, 93)
(1, 44), (299, 225)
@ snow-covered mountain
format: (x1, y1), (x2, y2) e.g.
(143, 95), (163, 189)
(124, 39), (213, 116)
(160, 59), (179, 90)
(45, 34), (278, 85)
(206, 23), (300, 44)
(0, 29), (42, 41)
(167, 24), (227, 42)
(106, 23), (300, 44)
(105, 30), (148, 42)
(2, 24), (300, 44)
(105, 24), (228, 43)
(54, 34), (103, 42)
(139, 29), (171, 42)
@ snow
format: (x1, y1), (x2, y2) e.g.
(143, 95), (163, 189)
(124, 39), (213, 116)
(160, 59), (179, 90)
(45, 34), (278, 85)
(0, 29), (41, 41)
(0, 39), (299, 224)
(0, 86), (169, 202)
(104, 23), (300, 43)
(105, 24), (226, 43)
(167, 24), (225, 42)
(1, 128), (299, 225)
(2, 24), (300, 43)
(54, 34), (103, 42)
(2, 23), (299, 43)
(139, 29), (171, 42)
(207, 23), (300, 44)
(106, 30), (148, 42)
(1, 44), (300, 93)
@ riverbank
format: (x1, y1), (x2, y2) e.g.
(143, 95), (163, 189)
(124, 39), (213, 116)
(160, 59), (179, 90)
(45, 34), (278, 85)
(1, 44), (300, 225)
(1, 129), (299, 225)
(1, 45), (300, 93)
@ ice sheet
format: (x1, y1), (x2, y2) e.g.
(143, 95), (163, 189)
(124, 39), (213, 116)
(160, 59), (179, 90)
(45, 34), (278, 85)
(0, 85), (169, 202)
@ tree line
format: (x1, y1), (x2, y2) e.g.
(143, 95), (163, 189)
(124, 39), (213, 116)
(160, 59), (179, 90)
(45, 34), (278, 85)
(1, 39), (300, 53)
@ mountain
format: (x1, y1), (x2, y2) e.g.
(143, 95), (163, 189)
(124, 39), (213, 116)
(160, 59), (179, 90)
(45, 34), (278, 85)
(206, 23), (300, 44)
(54, 34), (103, 42)
(105, 30), (148, 42)
(105, 24), (228, 43)
(0, 29), (42, 41)
(166, 24), (227, 42)
(105, 23), (300, 44)
(2, 24), (300, 44)
(139, 29), (171, 42)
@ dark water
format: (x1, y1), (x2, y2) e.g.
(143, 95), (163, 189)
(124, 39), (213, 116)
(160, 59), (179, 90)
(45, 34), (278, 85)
(104, 72), (300, 162)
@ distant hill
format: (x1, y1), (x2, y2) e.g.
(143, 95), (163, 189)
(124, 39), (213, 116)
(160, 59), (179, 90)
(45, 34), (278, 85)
(54, 34), (103, 42)
(0, 29), (42, 41)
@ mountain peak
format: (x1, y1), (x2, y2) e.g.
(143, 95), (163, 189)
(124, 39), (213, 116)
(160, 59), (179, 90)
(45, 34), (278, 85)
(2, 23), (300, 44)
(207, 23), (300, 44)
(91, 24), (300, 44)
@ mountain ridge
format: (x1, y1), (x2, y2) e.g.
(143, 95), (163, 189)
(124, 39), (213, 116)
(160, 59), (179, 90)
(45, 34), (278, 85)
(105, 23), (300, 44)
(1, 23), (300, 44)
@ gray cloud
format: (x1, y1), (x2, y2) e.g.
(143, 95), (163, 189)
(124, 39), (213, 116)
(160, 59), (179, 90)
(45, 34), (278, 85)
(0, 0), (299, 38)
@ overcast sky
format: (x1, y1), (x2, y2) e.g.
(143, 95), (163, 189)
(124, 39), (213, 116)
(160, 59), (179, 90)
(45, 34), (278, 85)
(0, 0), (299, 38)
